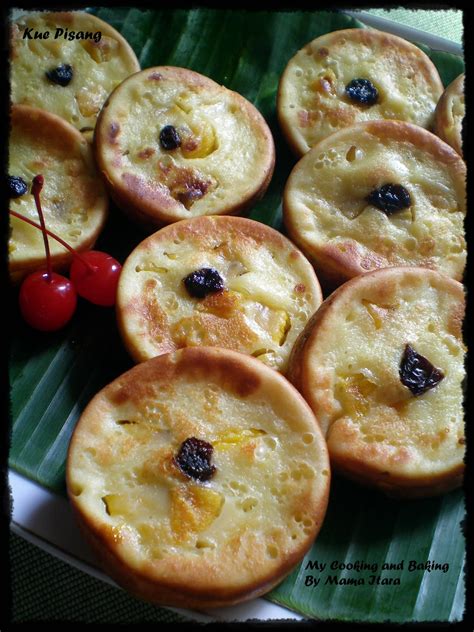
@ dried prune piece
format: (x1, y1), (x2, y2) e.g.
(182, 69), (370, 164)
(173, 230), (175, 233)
(345, 78), (378, 105)
(8, 175), (28, 198)
(183, 267), (225, 298)
(366, 184), (411, 215)
(45, 64), (73, 86)
(159, 125), (181, 150)
(399, 344), (445, 396)
(174, 437), (216, 482)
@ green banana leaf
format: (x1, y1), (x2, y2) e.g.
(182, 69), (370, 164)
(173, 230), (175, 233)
(9, 8), (465, 624)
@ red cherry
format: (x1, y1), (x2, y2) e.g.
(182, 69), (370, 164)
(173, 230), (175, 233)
(19, 271), (77, 332)
(70, 251), (122, 306)
(10, 174), (122, 319)
(14, 175), (77, 331)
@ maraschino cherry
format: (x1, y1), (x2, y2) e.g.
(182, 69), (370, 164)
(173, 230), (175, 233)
(18, 175), (77, 332)
(70, 251), (121, 307)
(19, 272), (77, 332)
(11, 174), (122, 331)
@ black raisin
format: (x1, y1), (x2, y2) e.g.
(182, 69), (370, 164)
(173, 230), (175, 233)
(366, 184), (411, 215)
(45, 64), (73, 86)
(345, 78), (378, 105)
(159, 125), (181, 150)
(183, 267), (225, 299)
(399, 344), (445, 396)
(8, 175), (28, 198)
(174, 437), (216, 482)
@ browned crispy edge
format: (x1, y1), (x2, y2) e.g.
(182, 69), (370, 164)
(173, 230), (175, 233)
(277, 27), (444, 157)
(94, 66), (275, 229)
(66, 347), (330, 608)
(434, 73), (464, 157)
(282, 119), (467, 291)
(287, 266), (465, 498)
(69, 502), (327, 609)
(9, 104), (109, 284)
(330, 453), (464, 499)
(116, 215), (323, 364)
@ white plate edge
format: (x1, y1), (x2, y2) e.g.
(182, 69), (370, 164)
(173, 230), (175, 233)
(344, 9), (463, 56)
(9, 470), (303, 622)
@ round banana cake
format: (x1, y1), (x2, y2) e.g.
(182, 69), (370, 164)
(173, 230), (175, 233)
(94, 66), (275, 227)
(434, 73), (464, 157)
(288, 267), (465, 497)
(277, 27), (444, 155)
(283, 120), (466, 289)
(8, 105), (108, 283)
(67, 347), (330, 608)
(11, 11), (140, 138)
(116, 216), (322, 373)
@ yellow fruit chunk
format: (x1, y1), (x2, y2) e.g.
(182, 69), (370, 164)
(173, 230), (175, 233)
(76, 86), (107, 118)
(170, 484), (224, 541)
(311, 69), (337, 96)
(336, 373), (377, 417)
(174, 93), (193, 114)
(102, 491), (163, 519)
(214, 427), (266, 451)
(229, 272), (293, 311)
(81, 36), (119, 63)
(181, 120), (217, 159)
(251, 348), (273, 358)
(271, 310), (291, 345)
(361, 299), (394, 330)
(102, 493), (134, 517)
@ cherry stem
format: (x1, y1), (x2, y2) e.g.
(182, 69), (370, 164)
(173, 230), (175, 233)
(10, 212), (97, 274)
(31, 175), (53, 281)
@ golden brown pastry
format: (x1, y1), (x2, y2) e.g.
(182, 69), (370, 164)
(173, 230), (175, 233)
(8, 105), (108, 283)
(288, 267), (465, 498)
(116, 215), (322, 373)
(67, 347), (330, 608)
(277, 28), (444, 155)
(435, 73), (464, 157)
(94, 66), (275, 228)
(11, 11), (140, 138)
(283, 120), (466, 289)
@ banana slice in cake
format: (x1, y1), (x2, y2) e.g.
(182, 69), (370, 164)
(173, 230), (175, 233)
(435, 74), (464, 157)
(116, 216), (322, 373)
(283, 120), (466, 289)
(94, 66), (275, 228)
(9, 105), (108, 283)
(277, 28), (444, 155)
(11, 11), (140, 138)
(67, 347), (330, 608)
(288, 267), (465, 498)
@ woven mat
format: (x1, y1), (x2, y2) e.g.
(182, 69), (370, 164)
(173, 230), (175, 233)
(9, 532), (192, 624)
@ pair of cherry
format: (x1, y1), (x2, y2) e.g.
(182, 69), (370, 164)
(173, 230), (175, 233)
(11, 175), (122, 332)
